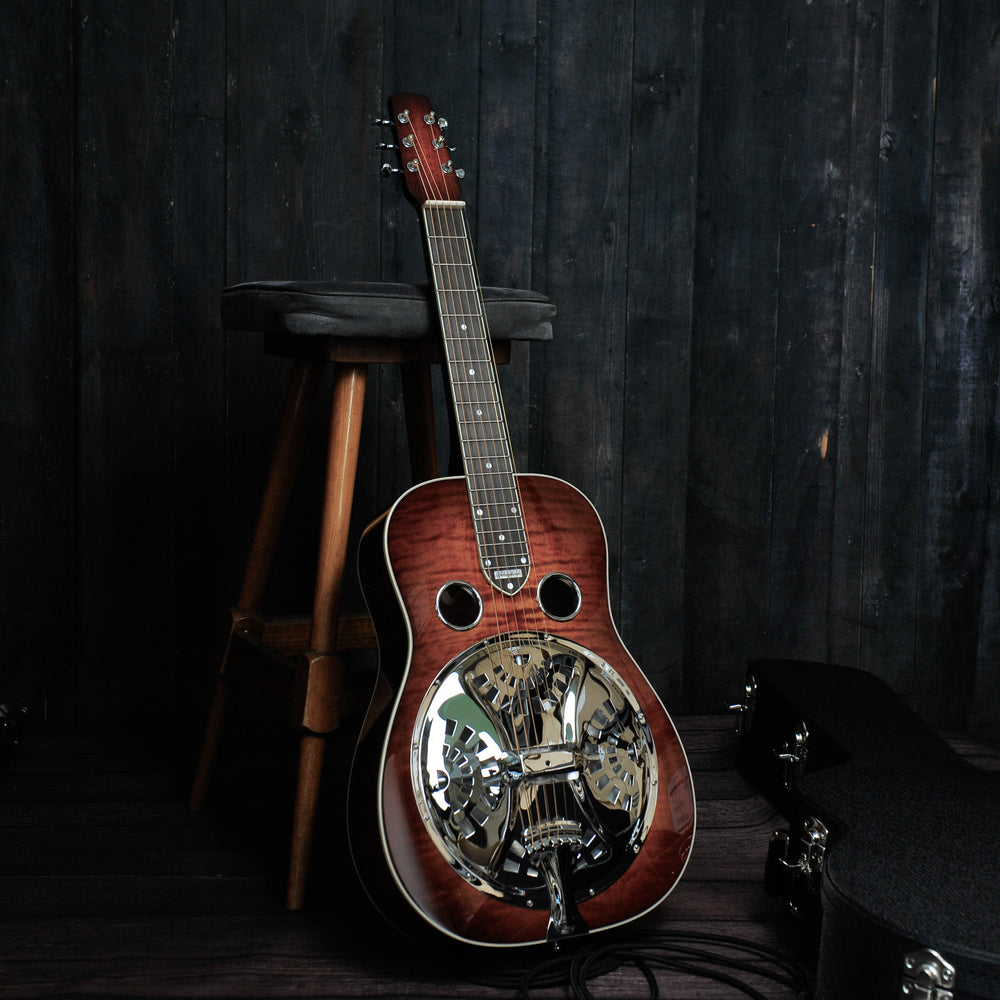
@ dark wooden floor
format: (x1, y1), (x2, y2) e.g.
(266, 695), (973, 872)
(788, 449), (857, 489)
(0, 715), (820, 999)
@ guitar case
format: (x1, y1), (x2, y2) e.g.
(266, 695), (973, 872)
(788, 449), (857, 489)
(737, 658), (1000, 1000)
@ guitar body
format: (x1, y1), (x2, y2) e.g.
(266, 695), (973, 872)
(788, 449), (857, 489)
(349, 474), (695, 947)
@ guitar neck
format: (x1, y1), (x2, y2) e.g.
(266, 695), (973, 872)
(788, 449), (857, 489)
(422, 200), (530, 596)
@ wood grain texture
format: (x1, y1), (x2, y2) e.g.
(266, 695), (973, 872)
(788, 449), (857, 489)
(3, 0), (1000, 746)
(855, 0), (939, 698)
(916, 0), (1000, 734)
(829, 0), (885, 670)
(76, 0), (184, 721)
(538, 1), (634, 581)
(0, 718), (822, 999)
(349, 475), (694, 946)
(620, 0), (703, 709)
(684, 0), (786, 707)
(0, 1), (76, 717)
(765, 0), (855, 659)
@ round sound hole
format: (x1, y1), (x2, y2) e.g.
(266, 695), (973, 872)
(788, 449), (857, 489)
(436, 580), (483, 630)
(537, 572), (582, 621)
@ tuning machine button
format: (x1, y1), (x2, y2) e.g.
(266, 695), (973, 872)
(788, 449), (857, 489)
(370, 115), (394, 127)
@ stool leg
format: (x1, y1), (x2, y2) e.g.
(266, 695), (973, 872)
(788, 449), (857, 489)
(285, 361), (367, 910)
(189, 359), (324, 811)
(237, 359), (326, 613)
(400, 362), (439, 482)
(286, 732), (326, 910)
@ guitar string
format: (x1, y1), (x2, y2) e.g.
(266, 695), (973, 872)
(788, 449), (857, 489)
(443, 212), (568, 861)
(426, 198), (550, 855)
(409, 108), (570, 886)
(407, 113), (557, 863)
(404, 117), (535, 793)
(448, 216), (562, 863)
(405, 141), (525, 646)
(428, 200), (553, 847)
(454, 208), (560, 863)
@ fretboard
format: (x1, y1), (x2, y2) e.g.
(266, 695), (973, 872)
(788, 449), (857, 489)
(423, 200), (530, 596)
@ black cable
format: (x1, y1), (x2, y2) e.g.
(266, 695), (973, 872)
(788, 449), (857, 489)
(483, 928), (813, 1000)
(633, 932), (811, 994)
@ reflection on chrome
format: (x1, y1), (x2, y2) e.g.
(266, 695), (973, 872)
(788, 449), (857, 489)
(410, 631), (657, 937)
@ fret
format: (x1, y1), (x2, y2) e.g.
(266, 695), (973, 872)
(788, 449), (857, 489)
(469, 500), (522, 517)
(462, 442), (510, 454)
(450, 364), (497, 376)
(461, 441), (510, 453)
(432, 259), (475, 269)
(454, 400), (503, 415)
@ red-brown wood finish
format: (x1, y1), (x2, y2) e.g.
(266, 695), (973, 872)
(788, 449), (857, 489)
(350, 473), (695, 947)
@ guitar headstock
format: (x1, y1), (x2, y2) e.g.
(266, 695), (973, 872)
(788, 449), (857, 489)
(379, 92), (464, 204)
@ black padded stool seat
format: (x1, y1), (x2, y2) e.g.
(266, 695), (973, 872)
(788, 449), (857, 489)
(222, 279), (555, 343)
(190, 278), (555, 911)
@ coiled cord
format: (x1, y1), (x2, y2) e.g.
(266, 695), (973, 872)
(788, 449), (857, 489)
(461, 930), (812, 999)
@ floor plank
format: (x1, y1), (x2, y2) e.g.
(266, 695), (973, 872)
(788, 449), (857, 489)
(0, 717), (815, 999)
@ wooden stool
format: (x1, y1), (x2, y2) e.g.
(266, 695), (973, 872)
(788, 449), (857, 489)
(188, 279), (555, 910)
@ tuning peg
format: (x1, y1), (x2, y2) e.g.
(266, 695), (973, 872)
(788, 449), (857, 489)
(377, 142), (396, 150)
(370, 116), (394, 127)
(380, 163), (401, 176)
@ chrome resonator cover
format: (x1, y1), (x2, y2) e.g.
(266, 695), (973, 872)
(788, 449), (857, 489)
(410, 630), (658, 935)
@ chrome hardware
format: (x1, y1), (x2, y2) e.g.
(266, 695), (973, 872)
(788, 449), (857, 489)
(380, 159), (420, 175)
(423, 111), (436, 124)
(901, 949), (956, 999)
(436, 116), (448, 129)
(766, 816), (827, 919)
(370, 115), (394, 127)
(728, 674), (757, 737)
(774, 719), (809, 788)
(411, 630), (658, 939)
(537, 848), (587, 939)
(377, 142), (396, 150)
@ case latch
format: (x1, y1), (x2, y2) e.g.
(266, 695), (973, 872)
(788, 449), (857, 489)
(773, 719), (809, 788)
(728, 675), (757, 737)
(765, 815), (827, 919)
(901, 948), (955, 1000)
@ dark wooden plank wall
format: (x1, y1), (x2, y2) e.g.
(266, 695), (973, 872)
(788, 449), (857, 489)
(1, 4), (77, 720)
(2, 0), (999, 742)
